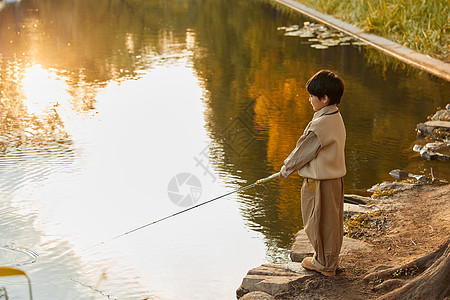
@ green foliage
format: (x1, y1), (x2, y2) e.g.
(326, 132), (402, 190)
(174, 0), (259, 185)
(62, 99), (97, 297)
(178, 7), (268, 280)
(391, 264), (419, 277)
(294, 0), (449, 61)
(372, 187), (397, 198)
(369, 276), (383, 284)
(344, 211), (386, 239)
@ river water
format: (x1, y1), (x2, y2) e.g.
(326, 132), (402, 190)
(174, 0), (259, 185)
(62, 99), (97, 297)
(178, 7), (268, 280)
(0, 0), (449, 299)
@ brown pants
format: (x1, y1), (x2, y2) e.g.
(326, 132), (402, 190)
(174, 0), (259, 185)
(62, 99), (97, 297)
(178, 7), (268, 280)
(301, 177), (344, 272)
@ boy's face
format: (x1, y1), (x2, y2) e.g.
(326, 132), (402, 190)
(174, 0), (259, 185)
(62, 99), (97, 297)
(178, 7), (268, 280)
(309, 94), (329, 111)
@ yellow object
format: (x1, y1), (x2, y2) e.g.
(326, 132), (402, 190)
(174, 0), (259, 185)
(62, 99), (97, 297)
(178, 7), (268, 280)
(0, 267), (27, 277)
(0, 267), (33, 299)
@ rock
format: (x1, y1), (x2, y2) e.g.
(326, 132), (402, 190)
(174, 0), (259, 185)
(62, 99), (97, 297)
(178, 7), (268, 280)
(413, 175), (432, 183)
(413, 144), (423, 152)
(425, 141), (447, 150)
(344, 194), (374, 205)
(413, 142), (450, 161)
(239, 291), (275, 300)
(286, 261), (305, 274)
(431, 105), (450, 121)
(416, 120), (450, 140)
(289, 230), (314, 262)
(420, 148), (450, 161)
(290, 229), (368, 262)
(239, 228), (371, 298)
(367, 181), (415, 193)
(236, 263), (313, 298)
(339, 235), (370, 256)
(389, 169), (409, 180)
(344, 203), (379, 216)
(389, 169), (432, 182)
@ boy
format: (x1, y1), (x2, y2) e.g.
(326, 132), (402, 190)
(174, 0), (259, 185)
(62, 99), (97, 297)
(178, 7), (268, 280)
(278, 70), (346, 276)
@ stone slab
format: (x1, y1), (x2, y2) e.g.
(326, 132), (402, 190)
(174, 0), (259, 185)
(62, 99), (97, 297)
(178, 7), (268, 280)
(236, 263), (313, 298)
(344, 194), (374, 205)
(344, 203), (379, 215)
(289, 230), (314, 262)
(240, 291), (275, 300)
(367, 181), (415, 193)
(424, 120), (450, 128)
(417, 121), (450, 138)
(290, 229), (368, 262)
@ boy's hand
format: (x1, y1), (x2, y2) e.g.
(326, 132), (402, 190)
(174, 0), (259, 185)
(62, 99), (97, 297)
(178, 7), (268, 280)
(278, 171), (285, 179)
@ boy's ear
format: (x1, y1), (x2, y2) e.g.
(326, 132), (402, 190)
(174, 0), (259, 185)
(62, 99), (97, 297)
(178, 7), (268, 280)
(321, 95), (330, 105)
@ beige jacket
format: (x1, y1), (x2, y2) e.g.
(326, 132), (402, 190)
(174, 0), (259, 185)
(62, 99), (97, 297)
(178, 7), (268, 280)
(298, 105), (346, 180)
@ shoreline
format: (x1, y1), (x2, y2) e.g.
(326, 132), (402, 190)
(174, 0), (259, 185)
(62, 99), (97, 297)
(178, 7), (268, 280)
(236, 108), (450, 299)
(237, 183), (450, 300)
(273, 0), (450, 82)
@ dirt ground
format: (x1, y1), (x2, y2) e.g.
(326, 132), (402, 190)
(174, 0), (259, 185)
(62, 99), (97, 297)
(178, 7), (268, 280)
(281, 183), (450, 300)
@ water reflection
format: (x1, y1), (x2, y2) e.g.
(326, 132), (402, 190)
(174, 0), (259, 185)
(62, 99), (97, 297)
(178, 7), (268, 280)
(190, 0), (450, 257)
(0, 0), (450, 298)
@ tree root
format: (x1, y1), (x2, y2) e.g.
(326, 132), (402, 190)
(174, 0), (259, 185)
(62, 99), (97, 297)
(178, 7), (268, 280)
(363, 239), (450, 299)
(372, 279), (405, 293)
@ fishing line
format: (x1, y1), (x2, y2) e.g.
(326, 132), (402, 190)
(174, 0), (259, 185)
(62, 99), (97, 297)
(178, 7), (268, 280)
(71, 173), (280, 256)
(64, 175), (278, 299)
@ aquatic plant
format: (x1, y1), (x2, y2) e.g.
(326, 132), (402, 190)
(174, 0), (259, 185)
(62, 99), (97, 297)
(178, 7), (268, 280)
(278, 22), (365, 49)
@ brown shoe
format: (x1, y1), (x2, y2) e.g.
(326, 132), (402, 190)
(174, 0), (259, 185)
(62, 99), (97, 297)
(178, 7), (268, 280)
(301, 257), (335, 276)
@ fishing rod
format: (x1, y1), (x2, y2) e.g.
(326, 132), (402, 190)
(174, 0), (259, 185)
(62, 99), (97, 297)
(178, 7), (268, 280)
(73, 172), (280, 255)
(2, 173), (280, 297)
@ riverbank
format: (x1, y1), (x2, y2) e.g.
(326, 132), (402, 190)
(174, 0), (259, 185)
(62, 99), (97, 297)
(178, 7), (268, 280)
(237, 183), (450, 299)
(288, 183), (450, 299)
(288, 0), (449, 63)
(237, 105), (450, 299)
(273, 0), (450, 81)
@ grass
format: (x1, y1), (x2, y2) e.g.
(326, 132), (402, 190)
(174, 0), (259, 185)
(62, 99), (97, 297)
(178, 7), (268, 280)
(344, 211), (386, 240)
(371, 187), (397, 198)
(292, 0), (449, 62)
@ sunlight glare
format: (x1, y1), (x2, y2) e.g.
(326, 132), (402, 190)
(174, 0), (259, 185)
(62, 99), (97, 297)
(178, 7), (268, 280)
(22, 65), (71, 116)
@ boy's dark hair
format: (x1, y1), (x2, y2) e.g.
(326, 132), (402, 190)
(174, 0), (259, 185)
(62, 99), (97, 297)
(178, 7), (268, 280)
(306, 70), (345, 105)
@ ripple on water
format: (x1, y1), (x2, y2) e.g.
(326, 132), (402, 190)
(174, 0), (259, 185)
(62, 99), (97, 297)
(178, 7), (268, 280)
(0, 245), (40, 266)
